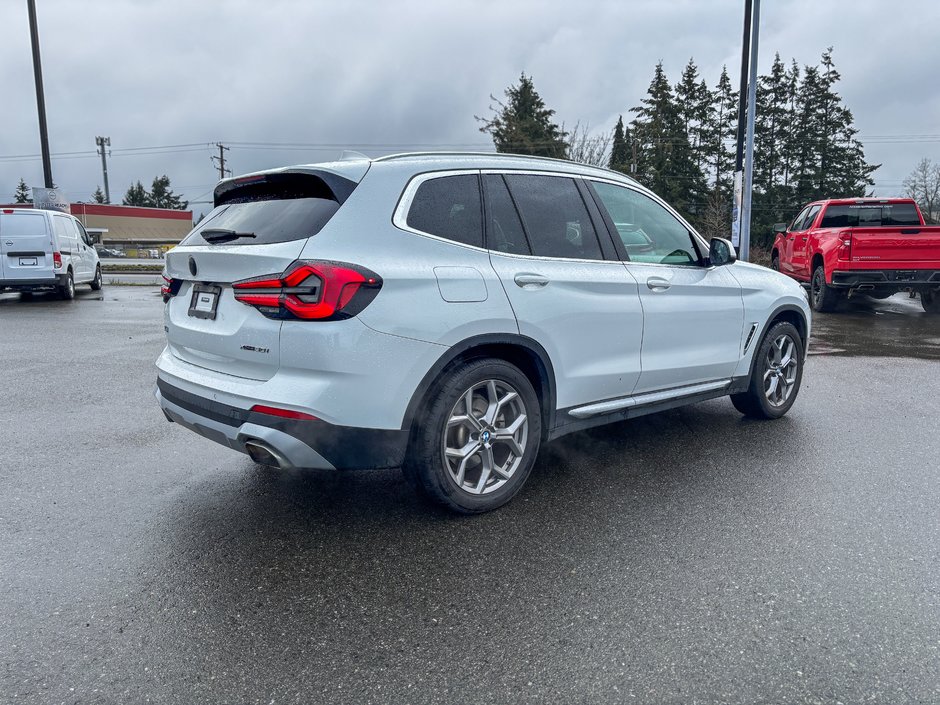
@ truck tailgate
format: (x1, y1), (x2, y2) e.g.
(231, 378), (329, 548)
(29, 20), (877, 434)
(850, 226), (940, 267)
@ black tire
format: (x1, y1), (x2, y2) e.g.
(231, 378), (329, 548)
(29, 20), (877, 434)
(810, 264), (840, 312)
(770, 253), (780, 271)
(730, 321), (804, 420)
(923, 288), (940, 314)
(403, 358), (542, 514)
(90, 265), (102, 291)
(59, 270), (75, 300)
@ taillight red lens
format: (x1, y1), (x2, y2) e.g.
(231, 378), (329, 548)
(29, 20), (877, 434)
(53, 251), (62, 268)
(161, 272), (181, 302)
(233, 260), (382, 321)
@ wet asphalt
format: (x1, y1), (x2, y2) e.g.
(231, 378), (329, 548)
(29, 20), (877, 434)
(1, 286), (939, 705)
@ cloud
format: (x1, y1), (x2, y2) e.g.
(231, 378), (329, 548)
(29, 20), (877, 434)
(1, 0), (937, 204)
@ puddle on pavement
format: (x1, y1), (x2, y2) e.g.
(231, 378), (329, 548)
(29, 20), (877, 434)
(810, 294), (940, 360)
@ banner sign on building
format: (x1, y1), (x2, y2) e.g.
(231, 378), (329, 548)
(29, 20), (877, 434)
(32, 187), (70, 213)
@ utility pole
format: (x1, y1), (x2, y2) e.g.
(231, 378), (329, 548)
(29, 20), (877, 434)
(740, 0), (761, 264)
(27, 0), (53, 188)
(95, 136), (111, 203)
(211, 143), (231, 180)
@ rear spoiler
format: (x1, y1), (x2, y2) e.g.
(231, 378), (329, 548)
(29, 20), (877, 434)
(213, 169), (360, 208)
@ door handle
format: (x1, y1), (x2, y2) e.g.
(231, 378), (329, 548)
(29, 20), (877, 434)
(788, 235), (796, 240)
(514, 273), (549, 288)
(800, 236), (808, 241)
(646, 276), (671, 292)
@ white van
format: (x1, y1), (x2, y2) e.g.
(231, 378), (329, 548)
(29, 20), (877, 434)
(0, 207), (102, 299)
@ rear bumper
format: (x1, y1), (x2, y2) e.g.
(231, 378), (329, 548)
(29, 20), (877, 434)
(830, 269), (940, 288)
(0, 273), (66, 290)
(155, 378), (409, 470)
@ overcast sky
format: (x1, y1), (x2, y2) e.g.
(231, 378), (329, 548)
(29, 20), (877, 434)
(2, 0), (938, 215)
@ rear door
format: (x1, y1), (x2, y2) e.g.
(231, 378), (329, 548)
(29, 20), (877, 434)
(485, 172), (644, 410)
(588, 180), (744, 394)
(0, 210), (55, 283)
(163, 171), (353, 381)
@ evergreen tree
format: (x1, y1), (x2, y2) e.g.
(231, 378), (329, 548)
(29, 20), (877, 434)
(92, 186), (106, 204)
(608, 115), (631, 173)
(150, 175), (188, 210)
(704, 66), (738, 198)
(477, 73), (568, 158)
(630, 62), (706, 218)
(123, 180), (152, 207)
(14, 178), (32, 204)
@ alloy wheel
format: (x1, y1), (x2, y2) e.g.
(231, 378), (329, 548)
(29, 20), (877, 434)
(442, 379), (528, 495)
(763, 334), (799, 407)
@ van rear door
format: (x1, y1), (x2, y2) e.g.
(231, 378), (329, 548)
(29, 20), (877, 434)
(0, 210), (55, 283)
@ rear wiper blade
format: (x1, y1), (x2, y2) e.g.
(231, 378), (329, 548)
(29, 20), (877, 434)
(200, 228), (256, 243)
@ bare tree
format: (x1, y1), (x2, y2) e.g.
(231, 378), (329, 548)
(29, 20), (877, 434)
(564, 122), (612, 168)
(903, 158), (940, 224)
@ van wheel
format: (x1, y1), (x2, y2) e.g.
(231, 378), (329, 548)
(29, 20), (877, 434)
(59, 270), (75, 300)
(90, 265), (103, 291)
(810, 265), (840, 312)
(731, 321), (804, 419)
(403, 358), (541, 514)
(923, 288), (940, 314)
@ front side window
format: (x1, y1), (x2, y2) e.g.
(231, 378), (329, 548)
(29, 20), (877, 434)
(503, 174), (603, 260)
(406, 174), (483, 248)
(591, 181), (702, 266)
(789, 206), (811, 232)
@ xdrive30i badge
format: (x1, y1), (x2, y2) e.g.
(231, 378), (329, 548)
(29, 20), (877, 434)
(240, 345), (270, 354)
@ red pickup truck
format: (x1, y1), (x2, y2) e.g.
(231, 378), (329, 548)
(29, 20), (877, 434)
(771, 198), (940, 313)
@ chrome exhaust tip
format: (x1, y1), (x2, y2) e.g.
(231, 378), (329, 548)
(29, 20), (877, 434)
(244, 440), (289, 469)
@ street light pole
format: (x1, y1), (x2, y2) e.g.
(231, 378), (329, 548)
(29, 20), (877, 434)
(740, 0), (761, 264)
(96, 136), (111, 203)
(26, 0), (53, 189)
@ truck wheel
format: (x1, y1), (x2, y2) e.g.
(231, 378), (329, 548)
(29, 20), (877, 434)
(403, 358), (541, 514)
(731, 321), (804, 420)
(771, 253), (780, 271)
(922, 288), (940, 314)
(59, 270), (75, 300)
(810, 265), (840, 312)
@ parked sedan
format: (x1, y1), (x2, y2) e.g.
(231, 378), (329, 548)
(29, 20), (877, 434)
(155, 153), (811, 513)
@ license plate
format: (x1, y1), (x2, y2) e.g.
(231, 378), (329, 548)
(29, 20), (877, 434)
(19, 257), (37, 266)
(188, 284), (222, 320)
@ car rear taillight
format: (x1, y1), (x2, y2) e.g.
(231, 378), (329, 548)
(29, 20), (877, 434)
(837, 231), (852, 261)
(53, 251), (62, 269)
(232, 260), (382, 321)
(161, 271), (182, 302)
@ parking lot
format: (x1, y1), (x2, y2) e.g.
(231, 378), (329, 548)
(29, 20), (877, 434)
(1, 285), (938, 704)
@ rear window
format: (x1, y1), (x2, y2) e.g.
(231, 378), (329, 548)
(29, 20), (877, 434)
(0, 212), (48, 238)
(182, 173), (349, 246)
(820, 203), (922, 228)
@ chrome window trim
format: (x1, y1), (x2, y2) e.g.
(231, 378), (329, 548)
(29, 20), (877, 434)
(392, 168), (634, 265)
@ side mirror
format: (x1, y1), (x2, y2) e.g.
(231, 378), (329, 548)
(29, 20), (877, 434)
(773, 222), (788, 234)
(709, 237), (737, 266)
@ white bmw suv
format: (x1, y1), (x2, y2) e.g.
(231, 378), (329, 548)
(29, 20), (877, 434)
(156, 153), (810, 513)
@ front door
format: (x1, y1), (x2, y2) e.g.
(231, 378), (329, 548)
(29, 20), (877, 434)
(588, 180), (744, 394)
(790, 204), (820, 280)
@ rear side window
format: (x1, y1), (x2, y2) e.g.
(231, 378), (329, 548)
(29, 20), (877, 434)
(183, 173), (349, 246)
(406, 174), (483, 248)
(482, 174), (529, 255)
(795, 205), (821, 231)
(504, 174), (603, 260)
